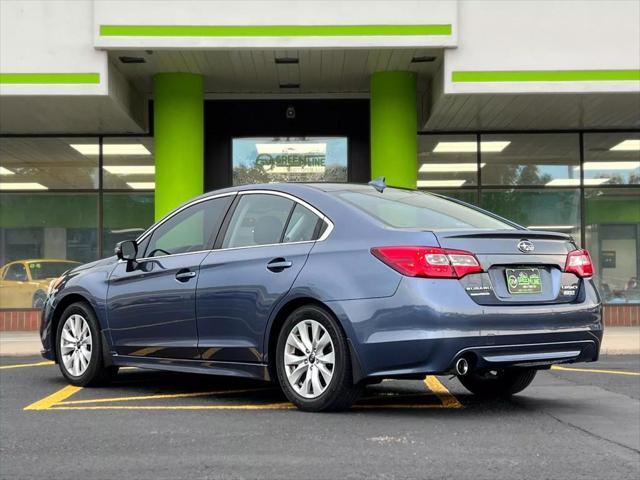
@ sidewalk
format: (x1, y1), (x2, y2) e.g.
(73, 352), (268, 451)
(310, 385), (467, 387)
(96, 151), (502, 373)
(1, 328), (639, 357)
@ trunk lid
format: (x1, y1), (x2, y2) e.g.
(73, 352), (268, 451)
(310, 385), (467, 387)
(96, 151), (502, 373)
(433, 229), (581, 306)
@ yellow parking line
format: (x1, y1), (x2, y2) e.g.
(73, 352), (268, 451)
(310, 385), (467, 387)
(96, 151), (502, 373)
(424, 375), (463, 408)
(24, 385), (83, 411)
(0, 360), (54, 370)
(551, 365), (640, 377)
(56, 387), (271, 405)
(49, 402), (294, 411)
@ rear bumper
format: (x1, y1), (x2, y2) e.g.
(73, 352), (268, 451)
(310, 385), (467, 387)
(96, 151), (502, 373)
(328, 276), (603, 380)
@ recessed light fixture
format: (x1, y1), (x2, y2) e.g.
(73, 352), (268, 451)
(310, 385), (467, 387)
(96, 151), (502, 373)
(127, 182), (155, 190)
(119, 56), (146, 64)
(527, 225), (575, 231)
(104, 166), (155, 175)
(279, 83), (300, 89)
(610, 139), (640, 151)
(70, 144), (152, 156)
(417, 180), (467, 187)
(275, 57), (299, 64)
(419, 162), (486, 173)
(0, 166), (15, 175)
(546, 178), (610, 186)
(433, 141), (511, 153)
(0, 182), (48, 190)
(411, 56), (436, 63)
(581, 161), (639, 170)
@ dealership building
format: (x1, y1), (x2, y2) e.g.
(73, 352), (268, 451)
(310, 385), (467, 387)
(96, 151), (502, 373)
(0, 0), (639, 328)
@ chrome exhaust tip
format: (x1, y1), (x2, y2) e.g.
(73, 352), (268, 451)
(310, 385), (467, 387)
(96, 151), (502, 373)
(455, 357), (469, 376)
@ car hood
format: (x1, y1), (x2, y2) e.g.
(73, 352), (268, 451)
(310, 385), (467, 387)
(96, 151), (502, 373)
(69, 256), (118, 275)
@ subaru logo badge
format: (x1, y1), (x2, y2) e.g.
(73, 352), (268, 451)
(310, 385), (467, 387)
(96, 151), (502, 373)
(517, 240), (535, 253)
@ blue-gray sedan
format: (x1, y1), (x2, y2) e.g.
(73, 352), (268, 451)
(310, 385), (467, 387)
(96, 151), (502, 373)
(40, 182), (602, 411)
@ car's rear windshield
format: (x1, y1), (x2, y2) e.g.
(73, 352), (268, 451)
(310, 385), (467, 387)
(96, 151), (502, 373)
(334, 189), (516, 230)
(28, 262), (77, 280)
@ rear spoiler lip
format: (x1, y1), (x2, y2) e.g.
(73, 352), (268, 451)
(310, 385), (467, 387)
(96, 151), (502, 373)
(428, 229), (572, 241)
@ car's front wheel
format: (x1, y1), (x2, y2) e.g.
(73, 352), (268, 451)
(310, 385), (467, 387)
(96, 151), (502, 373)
(55, 302), (118, 387)
(458, 368), (537, 397)
(276, 305), (360, 412)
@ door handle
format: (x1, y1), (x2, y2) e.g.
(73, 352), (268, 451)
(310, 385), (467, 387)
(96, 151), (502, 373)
(267, 258), (292, 272)
(175, 269), (197, 282)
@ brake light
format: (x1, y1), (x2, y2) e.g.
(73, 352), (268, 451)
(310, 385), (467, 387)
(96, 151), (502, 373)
(371, 246), (482, 278)
(565, 249), (593, 278)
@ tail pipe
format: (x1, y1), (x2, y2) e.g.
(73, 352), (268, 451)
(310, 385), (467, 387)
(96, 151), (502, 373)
(455, 356), (471, 376)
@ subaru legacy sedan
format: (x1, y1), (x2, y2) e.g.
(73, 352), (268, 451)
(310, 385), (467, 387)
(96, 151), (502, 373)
(40, 182), (602, 411)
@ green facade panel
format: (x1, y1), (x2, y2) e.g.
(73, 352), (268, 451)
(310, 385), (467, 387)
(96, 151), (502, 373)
(153, 73), (204, 220)
(370, 71), (418, 189)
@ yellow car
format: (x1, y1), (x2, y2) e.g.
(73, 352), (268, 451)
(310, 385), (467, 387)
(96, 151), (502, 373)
(0, 259), (80, 309)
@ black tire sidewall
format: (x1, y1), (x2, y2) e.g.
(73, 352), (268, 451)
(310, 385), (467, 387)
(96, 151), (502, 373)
(55, 302), (103, 386)
(276, 305), (352, 411)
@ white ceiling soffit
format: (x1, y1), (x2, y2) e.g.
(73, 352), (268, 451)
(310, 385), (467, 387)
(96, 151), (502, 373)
(108, 48), (442, 94)
(425, 92), (640, 131)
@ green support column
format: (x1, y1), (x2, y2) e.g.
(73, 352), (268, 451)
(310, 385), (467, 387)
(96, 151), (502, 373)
(153, 73), (204, 220)
(370, 71), (418, 189)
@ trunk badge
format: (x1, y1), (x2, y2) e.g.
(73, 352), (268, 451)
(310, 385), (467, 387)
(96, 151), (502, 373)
(517, 240), (535, 253)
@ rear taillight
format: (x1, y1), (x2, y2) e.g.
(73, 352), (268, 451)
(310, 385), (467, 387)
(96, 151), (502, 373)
(565, 249), (594, 278)
(371, 246), (482, 279)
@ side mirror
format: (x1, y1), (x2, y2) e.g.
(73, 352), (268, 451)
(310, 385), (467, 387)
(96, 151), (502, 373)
(115, 240), (138, 261)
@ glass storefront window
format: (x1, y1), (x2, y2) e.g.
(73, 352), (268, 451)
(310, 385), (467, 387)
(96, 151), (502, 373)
(102, 193), (155, 257)
(425, 189), (478, 205)
(418, 134), (478, 188)
(585, 188), (640, 304)
(584, 132), (640, 185)
(481, 133), (580, 186)
(480, 189), (581, 241)
(232, 137), (348, 185)
(103, 137), (155, 190)
(0, 193), (98, 309)
(0, 137), (99, 189)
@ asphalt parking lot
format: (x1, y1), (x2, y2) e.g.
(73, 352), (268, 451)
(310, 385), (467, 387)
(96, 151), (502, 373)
(1, 356), (639, 479)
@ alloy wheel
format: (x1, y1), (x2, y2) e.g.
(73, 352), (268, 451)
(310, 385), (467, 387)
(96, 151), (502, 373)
(60, 314), (92, 377)
(284, 319), (335, 399)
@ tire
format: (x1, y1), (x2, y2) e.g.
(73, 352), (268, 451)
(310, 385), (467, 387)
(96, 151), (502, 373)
(32, 290), (46, 309)
(458, 368), (537, 398)
(276, 305), (360, 412)
(55, 302), (118, 387)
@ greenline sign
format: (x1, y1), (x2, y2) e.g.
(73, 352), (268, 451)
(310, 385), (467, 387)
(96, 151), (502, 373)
(100, 24), (452, 37)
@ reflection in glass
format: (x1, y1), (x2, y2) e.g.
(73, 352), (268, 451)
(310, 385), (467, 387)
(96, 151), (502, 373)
(418, 135), (478, 188)
(102, 193), (155, 257)
(584, 133), (640, 185)
(585, 188), (640, 304)
(103, 137), (155, 190)
(0, 137), (99, 189)
(481, 134), (580, 186)
(232, 137), (348, 186)
(481, 189), (581, 240)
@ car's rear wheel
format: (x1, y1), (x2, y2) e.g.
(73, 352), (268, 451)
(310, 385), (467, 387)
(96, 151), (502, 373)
(55, 302), (118, 387)
(276, 305), (360, 412)
(458, 368), (537, 397)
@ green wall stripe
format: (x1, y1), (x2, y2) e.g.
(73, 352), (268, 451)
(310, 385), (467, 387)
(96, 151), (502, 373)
(452, 70), (640, 83)
(100, 24), (452, 37)
(0, 73), (100, 84)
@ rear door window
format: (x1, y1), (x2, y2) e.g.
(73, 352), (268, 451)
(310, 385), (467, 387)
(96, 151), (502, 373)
(222, 194), (294, 248)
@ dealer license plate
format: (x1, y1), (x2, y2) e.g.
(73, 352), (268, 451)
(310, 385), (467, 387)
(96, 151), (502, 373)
(505, 268), (542, 294)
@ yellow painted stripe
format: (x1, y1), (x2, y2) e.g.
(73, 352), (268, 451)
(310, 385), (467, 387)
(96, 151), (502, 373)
(56, 387), (270, 405)
(0, 360), (54, 370)
(424, 375), (463, 408)
(551, 365), (640, 377)
(24, 385), (83, 411)
(49, 402), (294, 411)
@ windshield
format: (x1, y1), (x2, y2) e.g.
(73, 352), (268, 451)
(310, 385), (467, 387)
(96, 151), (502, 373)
(335, 189), (516, 230)
(28, 262), (78, 280)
